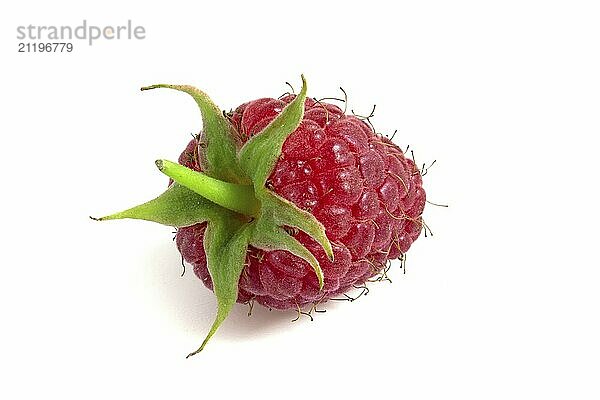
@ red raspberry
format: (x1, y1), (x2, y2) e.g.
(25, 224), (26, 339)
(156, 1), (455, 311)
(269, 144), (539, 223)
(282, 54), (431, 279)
(95, 77), (431, 355)
(176, 95), (426, 309)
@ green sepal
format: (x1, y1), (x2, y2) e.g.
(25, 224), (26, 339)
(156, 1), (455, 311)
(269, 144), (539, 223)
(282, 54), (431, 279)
(238, 75), (308, 187)
(141, 83), (249, 184)
(264, 191), (333, 261)
(186, 217), (253, 358)
(91, 182), (233, 227)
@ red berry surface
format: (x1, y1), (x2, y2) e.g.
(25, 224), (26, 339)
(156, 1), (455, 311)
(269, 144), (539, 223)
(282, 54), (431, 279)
(176, 96), (426, 309)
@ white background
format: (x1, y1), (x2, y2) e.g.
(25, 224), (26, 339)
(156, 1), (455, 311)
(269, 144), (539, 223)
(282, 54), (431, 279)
(2, 1), (599, 399)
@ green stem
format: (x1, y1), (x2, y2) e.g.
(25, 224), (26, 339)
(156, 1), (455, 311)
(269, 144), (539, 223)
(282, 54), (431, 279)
(155, 159), (260, 217)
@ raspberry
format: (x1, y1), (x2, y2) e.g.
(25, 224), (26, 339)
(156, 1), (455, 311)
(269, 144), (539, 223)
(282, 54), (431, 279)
(176, 94), (425, 310)
(95, 76), (428, 355)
